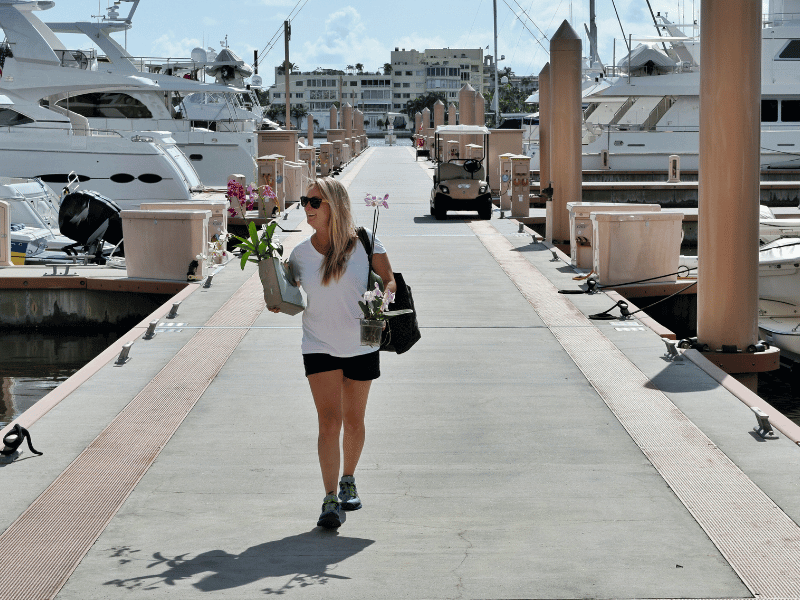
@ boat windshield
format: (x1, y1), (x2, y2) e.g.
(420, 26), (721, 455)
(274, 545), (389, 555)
(8, 199), (48, 229)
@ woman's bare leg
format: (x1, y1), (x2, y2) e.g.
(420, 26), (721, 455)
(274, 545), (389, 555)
(308, 370), (345, 494)
(342, 377), (371, 476)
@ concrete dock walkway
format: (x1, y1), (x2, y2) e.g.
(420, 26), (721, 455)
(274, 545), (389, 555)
(2, 146), (800, 599)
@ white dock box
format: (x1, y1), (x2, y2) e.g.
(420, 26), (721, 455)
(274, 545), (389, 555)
(138, 201), (227, 242)
(591, 211), (683, 285)
(568, 202), (662, 269)
(122, 209), (210, 281)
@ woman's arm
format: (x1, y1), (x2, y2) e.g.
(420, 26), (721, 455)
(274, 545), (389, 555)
(372, 252), (397, 296)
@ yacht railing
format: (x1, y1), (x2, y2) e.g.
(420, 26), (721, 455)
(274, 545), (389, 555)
(764, 12), (800, 26)
(0, 124), (123, 137)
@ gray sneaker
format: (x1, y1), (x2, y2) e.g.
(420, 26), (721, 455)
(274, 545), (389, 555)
(338, 475), (362, 511)
(317, 493), (343, 528)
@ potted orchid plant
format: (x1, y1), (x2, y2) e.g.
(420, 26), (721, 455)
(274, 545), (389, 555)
(231, 219), (305, 315)
(357, 193), (411, 346)
(227, 182), (277, 218)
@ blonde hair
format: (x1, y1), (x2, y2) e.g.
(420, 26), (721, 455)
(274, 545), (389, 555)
(309, 177), (356, 284)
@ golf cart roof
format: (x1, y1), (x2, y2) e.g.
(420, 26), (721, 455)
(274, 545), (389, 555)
(435, 125), (491, 135)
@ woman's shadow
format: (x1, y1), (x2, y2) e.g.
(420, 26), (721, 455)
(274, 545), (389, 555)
(104, 530), (374, 594)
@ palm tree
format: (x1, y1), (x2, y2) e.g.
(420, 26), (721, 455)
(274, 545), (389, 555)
(355, 63), (364, 74)
(383, 63), (392, 75)
(291, 104), (309, 129)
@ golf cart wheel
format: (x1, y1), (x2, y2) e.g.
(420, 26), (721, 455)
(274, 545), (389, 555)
(433, 200), (446, 220)
(478, 201), (492, 220)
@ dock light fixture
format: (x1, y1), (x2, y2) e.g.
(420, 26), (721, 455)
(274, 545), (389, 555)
(115, 342), (133, 365)
(203, 274), (214, 288)
(752, 407), (779, 439)
(166, 301), (181, 319)
(143, 319), (158, 340)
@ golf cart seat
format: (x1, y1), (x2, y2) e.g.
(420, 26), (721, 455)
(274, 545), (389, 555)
(436, 161), (485, 183)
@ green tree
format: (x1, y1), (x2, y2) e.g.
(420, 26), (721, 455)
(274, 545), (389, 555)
(266, 103), (285, 124)
(276, 61), (297, 76)
(383, 62), (392, 75)
(402, 92), (448, 126)
(355, 63), (364, 73)
(291, 104), (309, 128)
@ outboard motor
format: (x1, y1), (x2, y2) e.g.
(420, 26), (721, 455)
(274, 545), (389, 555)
(58, 190), (123, 264)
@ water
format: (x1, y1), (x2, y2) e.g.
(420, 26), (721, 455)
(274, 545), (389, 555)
(758, 366), (800, 423)
(312, 136), (413, 148)
(0, 330), (125, 429)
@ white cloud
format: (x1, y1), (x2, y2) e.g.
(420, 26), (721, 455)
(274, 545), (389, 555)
(150, 34), (204, 59)
(292, 6), (387, 73)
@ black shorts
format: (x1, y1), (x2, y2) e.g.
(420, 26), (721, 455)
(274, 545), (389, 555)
(303, 351), (380, 381)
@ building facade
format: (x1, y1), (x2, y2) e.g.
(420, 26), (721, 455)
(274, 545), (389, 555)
(266, 47), (505, 133)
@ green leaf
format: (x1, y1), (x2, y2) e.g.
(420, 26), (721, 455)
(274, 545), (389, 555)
(239, 251), (250, 270)
(248, 221), (260, 247)
(358, 300), (371, 319)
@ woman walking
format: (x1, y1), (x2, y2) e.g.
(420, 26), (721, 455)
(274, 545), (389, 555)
(275, 177), (396, 529)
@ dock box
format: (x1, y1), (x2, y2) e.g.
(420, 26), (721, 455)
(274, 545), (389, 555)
(122, 209), (210, 281)
(139, 201), (227, 243)
(283, 161), (304, 207)
(591, 211), (683, 286)
(568, 202), (662, 269)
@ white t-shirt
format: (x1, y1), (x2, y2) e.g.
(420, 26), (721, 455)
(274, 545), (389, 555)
(288, 230), (386, 357)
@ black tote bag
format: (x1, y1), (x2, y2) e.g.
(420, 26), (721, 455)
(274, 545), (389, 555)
(356, 228), (421, 354)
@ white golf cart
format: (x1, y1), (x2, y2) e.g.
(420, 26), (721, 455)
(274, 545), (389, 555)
(430, 125), (492, 220)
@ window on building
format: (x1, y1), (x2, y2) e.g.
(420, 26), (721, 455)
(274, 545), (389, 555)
(350, 81), (358, 86)
(394, 83), (401, 87)
(402, 82), (410, 88)
(295, 81), (303, 86)
(762, 99), (778, 122)
(405, 71), (412, 76)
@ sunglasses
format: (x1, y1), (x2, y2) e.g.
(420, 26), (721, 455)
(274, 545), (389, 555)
(300, 196), (325, 209)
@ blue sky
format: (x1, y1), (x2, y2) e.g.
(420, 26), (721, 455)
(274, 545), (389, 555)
(30, 1), (756, 83)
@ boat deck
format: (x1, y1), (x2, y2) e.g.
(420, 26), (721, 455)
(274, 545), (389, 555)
(2, 146), (800, 599)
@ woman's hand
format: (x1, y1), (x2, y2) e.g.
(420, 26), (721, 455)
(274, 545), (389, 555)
(371, 252), (397, 297)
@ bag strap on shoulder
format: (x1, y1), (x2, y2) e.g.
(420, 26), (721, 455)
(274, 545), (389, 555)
(356, 226), (374, 265)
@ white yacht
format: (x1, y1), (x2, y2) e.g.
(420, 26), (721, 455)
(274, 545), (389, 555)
(43, 2), (261, 186)
(0, 0), (258, 189)
(528, 1), (800, 172)
(0, 1), (202, 208)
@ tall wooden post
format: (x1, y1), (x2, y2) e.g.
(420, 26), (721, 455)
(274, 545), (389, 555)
(284, 20), (291, 130)
(697, 0), (776, 389)
(549, 21), (582, 245)
(538, 62), (551, 196)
